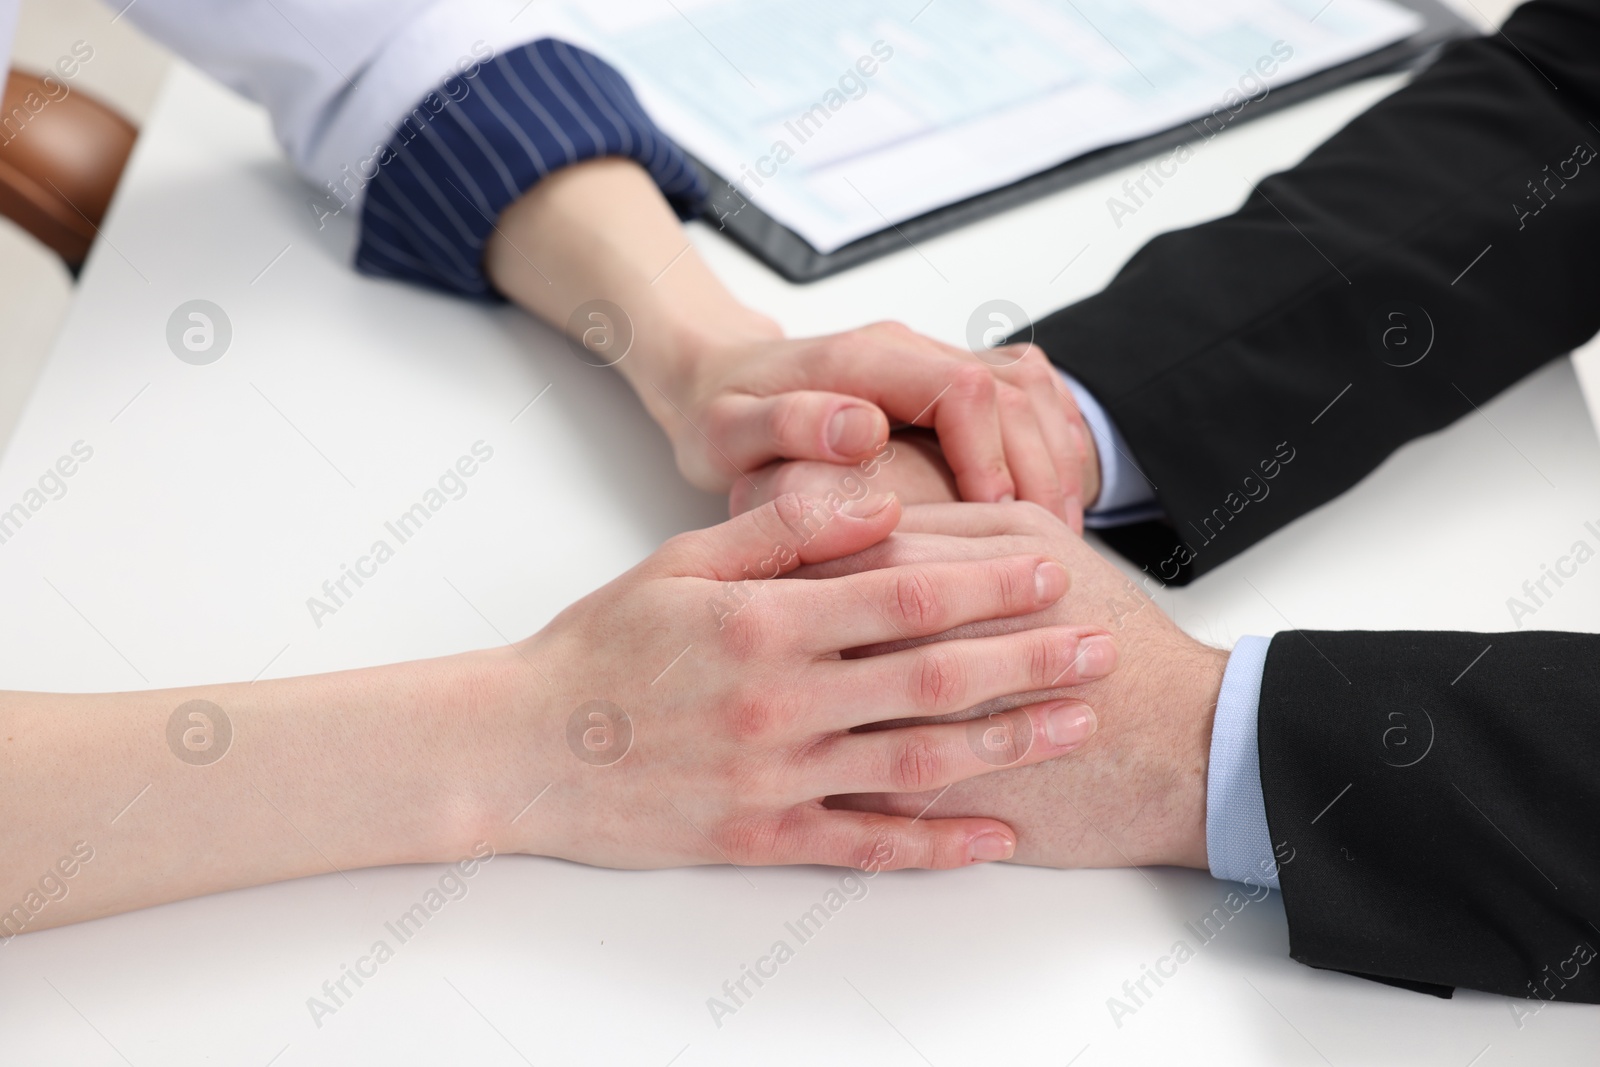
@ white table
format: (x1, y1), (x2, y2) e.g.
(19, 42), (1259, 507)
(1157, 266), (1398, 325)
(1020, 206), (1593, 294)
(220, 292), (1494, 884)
(2, 57), (1597, 1066)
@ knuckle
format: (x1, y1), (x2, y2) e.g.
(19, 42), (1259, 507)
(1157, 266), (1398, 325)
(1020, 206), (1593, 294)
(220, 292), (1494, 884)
(1028, 632), (1067, 685)
(852, 829), (904, 873)
(713, 815), (779, 865)
(658, 529), (699, 561)
(892, 568), (943, 630)
(764, 395), (806, 449)
(768, 491), (810, 536)
(948, 362), (996, 401)
(929, 832), (972, 870)
(998, 384), (1033, 416)
(912, 647), (968, 710)
(890, 734), (947, 792)
(1017, 348), (1053, 383)
(809, 340), (844, 377)
(994, 558), (1029, 610)
(724, 694), (779, 741)
(699, 395), (738, 441)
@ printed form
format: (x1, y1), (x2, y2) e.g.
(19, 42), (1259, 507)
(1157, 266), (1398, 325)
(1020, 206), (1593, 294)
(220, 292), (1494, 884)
(553, 0), (1424, 252)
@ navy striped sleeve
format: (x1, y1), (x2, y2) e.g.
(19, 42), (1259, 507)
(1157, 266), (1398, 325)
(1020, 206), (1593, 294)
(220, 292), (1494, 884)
(355, 38), (708, 299)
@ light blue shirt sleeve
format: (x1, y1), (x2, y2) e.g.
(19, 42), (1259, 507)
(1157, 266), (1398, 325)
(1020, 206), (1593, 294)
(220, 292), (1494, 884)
(1055, 371), (1163, 527)
(1206, 635), (1279, 889)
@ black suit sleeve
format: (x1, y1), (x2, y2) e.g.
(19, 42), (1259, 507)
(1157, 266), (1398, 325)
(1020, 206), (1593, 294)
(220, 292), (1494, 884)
(1257, 630), (1600, 1001)
(1030, 0), (1600, 585)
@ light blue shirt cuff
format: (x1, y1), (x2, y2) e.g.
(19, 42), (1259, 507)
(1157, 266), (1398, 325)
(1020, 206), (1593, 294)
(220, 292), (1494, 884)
(1055, 370), (1162, 527)
(1205, 635), (1279, 889)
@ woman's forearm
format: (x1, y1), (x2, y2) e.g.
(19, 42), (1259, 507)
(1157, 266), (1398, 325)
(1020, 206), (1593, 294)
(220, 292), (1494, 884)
(0, 646), (542, 934)
(2, 497), (1125, 935)
(484, 156), (781, 426)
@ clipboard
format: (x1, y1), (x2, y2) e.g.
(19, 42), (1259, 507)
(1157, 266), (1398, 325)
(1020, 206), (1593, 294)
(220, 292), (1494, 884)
(693, 0), (1479, 283)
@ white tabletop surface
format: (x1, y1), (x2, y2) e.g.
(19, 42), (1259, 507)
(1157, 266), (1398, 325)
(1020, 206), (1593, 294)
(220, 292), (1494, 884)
(2, 54), (1598, 1066)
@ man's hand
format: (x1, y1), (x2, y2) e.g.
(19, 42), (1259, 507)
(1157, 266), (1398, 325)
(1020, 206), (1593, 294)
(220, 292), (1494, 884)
(802, 502), (1224, 870)
(515, 493), (1121, 871)
(732, 413), (1100, 532)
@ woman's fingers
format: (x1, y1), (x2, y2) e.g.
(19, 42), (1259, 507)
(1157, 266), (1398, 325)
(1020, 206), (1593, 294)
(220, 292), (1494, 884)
(816, 624), (1116, 726)
(810, 698), (1099, 796)
(894, 500), (1060, 538)
(776, 554), (1068, 651)
(763, 807), (1019, 869)
(792, 531), (1031, 584)
(707, 391), (890, 473)
(697, 326), (1095, 513)
(795, 326), (1017, 506)
(793, 501), (1066, 581)
(659, 491), (901, 581)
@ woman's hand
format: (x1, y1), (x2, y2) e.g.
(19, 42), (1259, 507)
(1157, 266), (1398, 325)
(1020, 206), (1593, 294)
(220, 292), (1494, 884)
(640, 324), (1098, 529)
(729, 356), (1100, 527)
(484, 159), (1094, 524)
(0, 495), (1120, 934)
(509, 492), (1120, 871)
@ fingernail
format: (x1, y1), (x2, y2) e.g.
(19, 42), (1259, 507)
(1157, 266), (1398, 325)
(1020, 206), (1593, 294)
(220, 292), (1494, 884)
(844, 491), (896, 519)
(1044, 702), (1097, 747)
(1062, 494), (1081, 522)
(1033, 560), (1067, 601)
(968, 832), (1015, 863)
(1077, 634), (1117, 678)
(828, 406), (879, 456)
(998, 492), (1015, 504)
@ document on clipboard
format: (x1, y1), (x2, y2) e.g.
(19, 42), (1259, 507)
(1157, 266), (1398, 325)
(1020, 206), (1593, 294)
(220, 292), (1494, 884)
(554, 0), (1427, 260)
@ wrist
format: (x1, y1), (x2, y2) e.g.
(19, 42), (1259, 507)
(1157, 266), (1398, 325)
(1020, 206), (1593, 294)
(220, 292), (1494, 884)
(422, 643), (561, 862)
(1156, 641), (1227, 870)
(618, 302), (784, 431)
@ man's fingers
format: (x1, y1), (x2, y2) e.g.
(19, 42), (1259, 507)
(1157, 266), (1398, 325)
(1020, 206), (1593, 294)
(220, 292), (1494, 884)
(819, 625), (1115, 723)
(922, 363), (1016, 506)
(996, 350), (1088, 532)
(767, 807), (1018, 870)
(811, 698), (1098, 795)
(994, 383), (1069, 524)
(777, 555), (1069, 651)
(709, 392), (889, 473)
(662, 492), (900, 580)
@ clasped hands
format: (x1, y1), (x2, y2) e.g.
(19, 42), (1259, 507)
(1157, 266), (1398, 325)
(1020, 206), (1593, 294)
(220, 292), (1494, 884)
(505, 319), (1223, 876)
(623, 317), (1103, 531)
(485, 154), (1217, 872)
